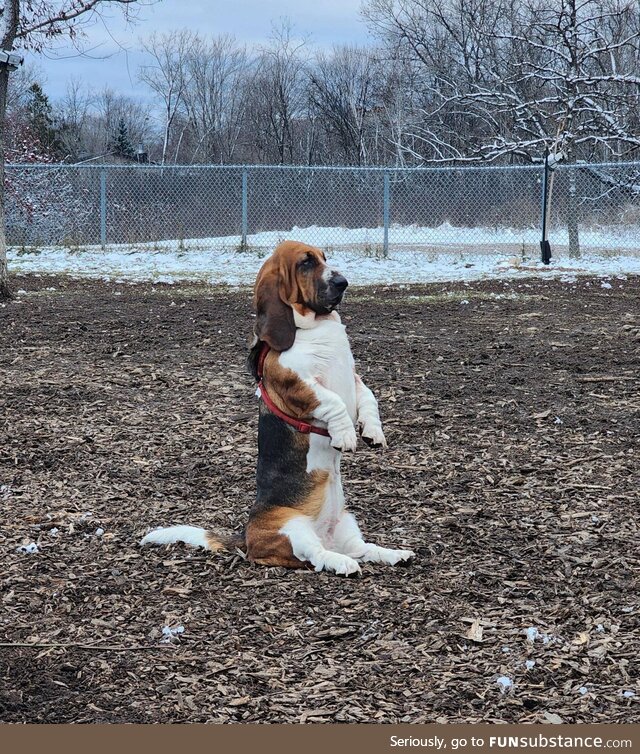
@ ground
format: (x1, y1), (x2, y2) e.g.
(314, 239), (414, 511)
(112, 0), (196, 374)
(0, 273), (638, 724)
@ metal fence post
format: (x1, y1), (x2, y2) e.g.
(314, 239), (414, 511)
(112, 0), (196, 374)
(241, 168), (248, 250)
(383, 172), (390, 257)
(539, 149), (552, 265)
(100, 169), (107, 248)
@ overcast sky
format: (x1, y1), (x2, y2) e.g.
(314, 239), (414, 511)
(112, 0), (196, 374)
(30, 0), (370, 102)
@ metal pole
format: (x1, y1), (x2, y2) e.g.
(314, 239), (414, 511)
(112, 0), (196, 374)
(241, 169), (248, 250)
(383, 172), (390, 258)
(100, 169), (107, 248)
(540, 149), (551, 265)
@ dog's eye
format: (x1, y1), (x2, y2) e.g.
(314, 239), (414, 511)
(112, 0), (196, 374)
(299, 256), (316, 270)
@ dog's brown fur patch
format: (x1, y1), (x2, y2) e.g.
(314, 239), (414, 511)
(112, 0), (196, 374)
(263, 351), (320, 419)
(246, 470), (329, 567)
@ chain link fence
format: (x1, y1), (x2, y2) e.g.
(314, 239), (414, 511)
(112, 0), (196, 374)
(5, 161), (639, 260)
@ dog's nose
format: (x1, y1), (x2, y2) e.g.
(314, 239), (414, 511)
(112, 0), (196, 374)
(332, 274), (348, 292)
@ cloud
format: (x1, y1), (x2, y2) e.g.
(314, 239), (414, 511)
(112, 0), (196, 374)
(29, 0), (370, 100)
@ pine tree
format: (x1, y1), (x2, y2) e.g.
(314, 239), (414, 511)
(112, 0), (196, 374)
(25, 82), (60, 155)
(113, 117), (135, 159)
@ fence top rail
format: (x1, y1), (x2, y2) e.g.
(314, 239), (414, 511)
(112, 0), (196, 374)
(5, 160), (640, 173)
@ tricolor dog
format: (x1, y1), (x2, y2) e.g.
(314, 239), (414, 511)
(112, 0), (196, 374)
(142, 241), (415, 575)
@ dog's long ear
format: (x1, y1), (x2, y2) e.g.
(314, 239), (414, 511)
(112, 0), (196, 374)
(253, 262), (296, 352)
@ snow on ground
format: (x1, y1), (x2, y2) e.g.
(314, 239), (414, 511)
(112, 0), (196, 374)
(8, 224), (640, 286)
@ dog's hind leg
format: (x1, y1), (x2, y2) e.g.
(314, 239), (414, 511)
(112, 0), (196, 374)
(245, 518), (310, 569)
(278, 514), (361, 575)
(332, 511), (415, 565)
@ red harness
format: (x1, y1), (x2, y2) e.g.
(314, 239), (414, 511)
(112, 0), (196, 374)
(256, 342), (331, 437)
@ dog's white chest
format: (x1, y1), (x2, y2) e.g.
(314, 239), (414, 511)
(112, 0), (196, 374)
(278, 316), (357, 547)
(285, 318), (357, 420)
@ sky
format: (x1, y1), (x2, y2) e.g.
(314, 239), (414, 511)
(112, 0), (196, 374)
(29, 0), (371, 102)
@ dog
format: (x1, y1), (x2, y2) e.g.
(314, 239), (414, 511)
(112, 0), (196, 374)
(141, 241), (415, 575)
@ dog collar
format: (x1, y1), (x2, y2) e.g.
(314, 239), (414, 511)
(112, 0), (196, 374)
(256, 343), (331, 437)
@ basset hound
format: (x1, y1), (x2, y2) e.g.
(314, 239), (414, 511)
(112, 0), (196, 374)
(142, 241), (415, 575)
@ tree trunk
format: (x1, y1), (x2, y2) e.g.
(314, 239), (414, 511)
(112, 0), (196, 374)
(0, 0), (19, 300)
(0, 66), (11, 301)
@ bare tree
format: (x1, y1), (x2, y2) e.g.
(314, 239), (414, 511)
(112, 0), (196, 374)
(55, 77), (94, 159)
(363, 0), (512, 163)
(308, 45), (379, 166)
(93, 87), (152, 155)
(246, 21), (309, 164)
(370, 53), (423, 167)
(364, 0), (640, 255)
(0, 0), (146, 299)
(181, 33), (249, 164)
(139, 29), (192, 165)
(52, 81), (153, 161)
(364, 0), (640, 164)
(6, 59), (39, 110)
(0, 0), (21, 298)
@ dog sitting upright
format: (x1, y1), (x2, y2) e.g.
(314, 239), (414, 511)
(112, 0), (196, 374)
(142, 241), (414, 575)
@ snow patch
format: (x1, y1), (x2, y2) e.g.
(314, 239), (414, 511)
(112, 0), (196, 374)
(526, 626), (539, 642)
(497, 676), (513, 693)
(8, 224), (640, 286)
(525, 626), (553, 644)
(16, 542), (39, 554)
(161, 625), (185, 644)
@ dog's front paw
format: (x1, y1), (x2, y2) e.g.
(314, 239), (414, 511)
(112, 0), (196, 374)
(330, 424), (357, 452)
(360, 423), (387, 448)
(314, 551), (361, 576)
(360, 545), (415, 565)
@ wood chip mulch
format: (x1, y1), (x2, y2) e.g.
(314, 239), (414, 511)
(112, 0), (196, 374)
(0, 273), (638, 723)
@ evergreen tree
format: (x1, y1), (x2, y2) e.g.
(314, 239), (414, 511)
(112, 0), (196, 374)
(113, 117), (135, 159)
(25, 82), (60, 155)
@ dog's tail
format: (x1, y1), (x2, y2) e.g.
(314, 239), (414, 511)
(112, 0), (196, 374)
(140, 525), (245, 553)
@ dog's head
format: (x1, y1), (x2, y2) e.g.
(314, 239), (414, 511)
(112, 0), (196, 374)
(252, 240), (348, 352)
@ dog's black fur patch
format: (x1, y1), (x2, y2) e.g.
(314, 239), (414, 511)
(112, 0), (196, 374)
(252, 405), (314, 512)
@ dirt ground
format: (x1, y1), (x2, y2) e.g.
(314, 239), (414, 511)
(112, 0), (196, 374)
(0, 271), (638, 724)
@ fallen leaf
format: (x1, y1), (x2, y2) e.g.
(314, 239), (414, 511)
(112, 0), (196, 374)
(466, 618), (484, 643)
(228, 696), (250, 707)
